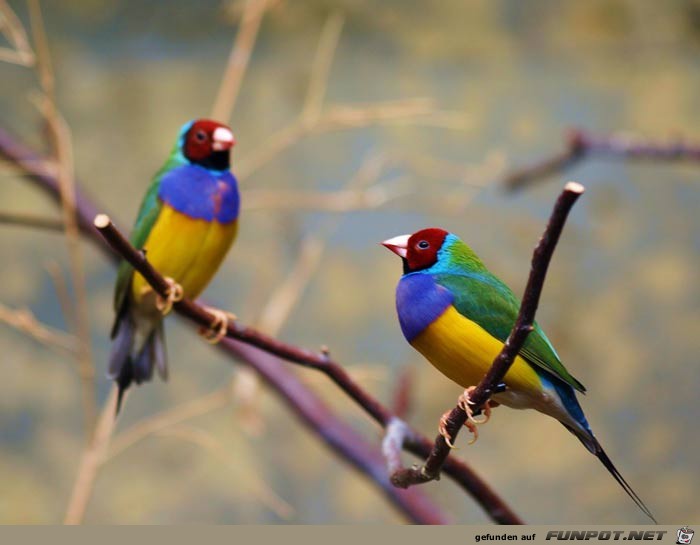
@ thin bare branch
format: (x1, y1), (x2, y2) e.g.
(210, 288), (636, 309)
(300, 12), (344, 123)
(242, 178), (411, 212)
(223, 8), (471, 182)
(237, 99), (461, 180)
(43, 259), (76, 332)
(249, 151), (389, 432)
(64, 389), (118, 525)
(0, 301), (78, 354)
(0, 0), (35, 66)
(211, 0), (270, 121)
(256, 235), (326, 335)
(106, 386), (233, 461)
(504, 129), (700, 191)
(28, 0), (96, 436)
(0, 210), (64, 231)
(156, 424), (294, 520)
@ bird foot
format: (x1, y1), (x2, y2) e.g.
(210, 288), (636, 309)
(438, 409), (459, 449)
(199, 307), (237, 344)
(155, 277), (184, 315)
(438, 407), (481, 448)
(438, 386), (493, 447)
(458, 385), (492, 426)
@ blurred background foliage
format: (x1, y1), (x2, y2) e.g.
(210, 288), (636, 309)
(1, 0), (699, 524)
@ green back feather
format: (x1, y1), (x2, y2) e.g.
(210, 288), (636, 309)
(111, 179), (162, 325)
(111, 140), (186, 336)
(431, 237), (586, 393)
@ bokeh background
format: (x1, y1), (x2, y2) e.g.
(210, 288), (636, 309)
(1, 0), (699, 524)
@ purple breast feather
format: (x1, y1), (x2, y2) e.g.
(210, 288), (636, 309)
(396, 273), (453, 342)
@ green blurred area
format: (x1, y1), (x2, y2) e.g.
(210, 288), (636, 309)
(1, 0), (699, 524)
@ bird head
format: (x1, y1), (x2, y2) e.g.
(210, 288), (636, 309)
(181, 119), (236, 171)
(382, 228), (449, 273)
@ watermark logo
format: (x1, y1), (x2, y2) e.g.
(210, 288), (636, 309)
(677, 527), (694, 545)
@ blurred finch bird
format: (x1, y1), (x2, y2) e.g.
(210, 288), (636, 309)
(110, 119), (238, 411)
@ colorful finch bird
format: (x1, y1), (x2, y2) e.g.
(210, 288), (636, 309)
(382, 228), (655, 522)
(110, 119), (238, 411)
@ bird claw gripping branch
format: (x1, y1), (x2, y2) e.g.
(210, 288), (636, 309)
(438, 386), (492, 448)
(155, 277), (184, 315)
(199, 307), (237, 344)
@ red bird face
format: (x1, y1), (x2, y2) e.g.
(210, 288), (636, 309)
(183, 119), (236, 170)
(382, 228), (449, 272)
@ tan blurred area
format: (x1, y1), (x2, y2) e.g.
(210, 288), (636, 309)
(1, 0), (699, 524)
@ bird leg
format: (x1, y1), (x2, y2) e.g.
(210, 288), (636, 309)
(199, 307), (237, 344)
(154, 277), (184, 315)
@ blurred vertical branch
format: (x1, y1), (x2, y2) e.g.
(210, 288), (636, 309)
(0, 0), (34, 65)
(211, 0), (272, 122)
(27, 0), (97, 437)
(64, 389), (118, 525)
(300, 11), (344, 124)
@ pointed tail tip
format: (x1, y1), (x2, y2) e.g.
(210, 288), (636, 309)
(113, 358), (134, 417)
(594, 441), (657, 523)
(115, 385), (126, 416)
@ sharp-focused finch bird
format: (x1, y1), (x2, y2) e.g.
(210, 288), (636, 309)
(382, 227), (655, 522)
(110, 119), (238, 410)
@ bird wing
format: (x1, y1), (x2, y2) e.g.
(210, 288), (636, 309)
(111, 176), (163, 337)
(433, 272), (586, 393)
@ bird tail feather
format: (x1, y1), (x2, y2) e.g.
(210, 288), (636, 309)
(108, 313), (168, 414)
(563, 424), (656, 523)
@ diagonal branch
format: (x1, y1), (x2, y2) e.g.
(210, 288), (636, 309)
(388, 181), (585, 488)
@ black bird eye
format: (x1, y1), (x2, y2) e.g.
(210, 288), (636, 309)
(195, 130), (207, 142)
(417, 240), (430, 249)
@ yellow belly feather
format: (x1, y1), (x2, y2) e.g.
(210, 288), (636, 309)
(411, 306), (545, 408)
(131, 205), (238, 302)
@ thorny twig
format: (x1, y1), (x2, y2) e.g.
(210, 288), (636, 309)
(387, 182), (585, 488)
